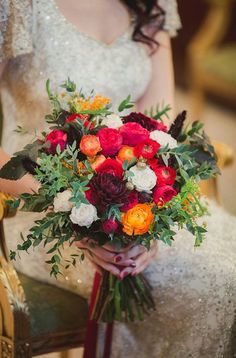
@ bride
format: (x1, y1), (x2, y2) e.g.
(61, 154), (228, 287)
(1, 0), (236, 356)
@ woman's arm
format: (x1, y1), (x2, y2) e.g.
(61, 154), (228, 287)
(0, 148), (40, 196)
(137, 31), (175, 122)
(0, 62), (40, 196)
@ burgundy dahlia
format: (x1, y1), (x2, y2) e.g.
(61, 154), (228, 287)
(122, 112), (167, 132)
(90, 173), (129, 211)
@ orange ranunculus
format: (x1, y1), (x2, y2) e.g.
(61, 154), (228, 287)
(89, 155), (106, 171)
(121, 203), (154, 236)
(117, 145), (135, 163)
(80, 135), (101, 157)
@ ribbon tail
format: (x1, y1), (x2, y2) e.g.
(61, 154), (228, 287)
(83, 271), (101, 358)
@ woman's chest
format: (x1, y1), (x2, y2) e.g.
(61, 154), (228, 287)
(28, 0), (152, 103)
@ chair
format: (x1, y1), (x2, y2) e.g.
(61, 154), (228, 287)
(186, 0), (235, 200)
(188, 0), (236, 115)
(0, 194), (87, 358)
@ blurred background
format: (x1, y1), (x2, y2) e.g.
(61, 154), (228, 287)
(174, 0), (236, 216)
(38, 1), (236, 357)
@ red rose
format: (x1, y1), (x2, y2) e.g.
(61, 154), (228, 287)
(134, 138), (160, 159)
(96, 158), (124, 178)
(97, 128), (123, 156)
(101, 219), (119, 234)
(120, 122), (149, 147)
(120, 191), (139, 212)
(154, 166), (176, 186)
(45, 130), (67, 154)
(153, 185), (177, 206)
(66, 113), (93, 129)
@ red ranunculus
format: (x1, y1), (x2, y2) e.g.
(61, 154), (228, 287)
(154, 166), (176, 186)
(120, 191), (139, 212)
(101, 219), (119, 234)
(45, 130), (67, 154)
(120, 122), (149, 147)
(153, 185), (177, 206)
(134, 138), (160, 159)
(97, 128), (123, 156)
(96, 158), (123, 178)
(85, 188), (96, 205)
(147, 158), (159, 172)
(66, 113), (93, 129)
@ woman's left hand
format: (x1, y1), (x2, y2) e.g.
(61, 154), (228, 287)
(113, 240), (158, 280)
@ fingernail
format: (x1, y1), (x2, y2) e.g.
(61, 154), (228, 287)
(121, 271), (129, 280)
(130, 262), (136, 268)
(114, 255), (122, 263)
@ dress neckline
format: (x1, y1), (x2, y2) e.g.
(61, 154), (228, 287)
(51, 0), (134, 48)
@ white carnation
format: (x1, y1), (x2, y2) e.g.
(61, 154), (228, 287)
(150, 130), (177, 149)
(53, 190), (74, 213)
(101, 114), (123, 129)
(128, 165), (157, 193)
(70, 203), (98, 228)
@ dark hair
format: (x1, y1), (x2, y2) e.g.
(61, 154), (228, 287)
(121, 0), (165, 51)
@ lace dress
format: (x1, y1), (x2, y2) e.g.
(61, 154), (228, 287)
(1, 1), (236, 357)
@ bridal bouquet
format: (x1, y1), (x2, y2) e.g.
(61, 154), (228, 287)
(0, 79), (218, 322)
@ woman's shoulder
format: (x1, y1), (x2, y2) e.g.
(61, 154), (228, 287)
(159, 0), (182, 37)
(0, 0), (33, 63)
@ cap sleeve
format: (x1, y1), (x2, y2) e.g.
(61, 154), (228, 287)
(0, 0), (33, 62)
(159, 0), (182, 37)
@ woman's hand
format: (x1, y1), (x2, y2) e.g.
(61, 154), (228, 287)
(114, 240), (158, 279)
(75, 239), (158, 279)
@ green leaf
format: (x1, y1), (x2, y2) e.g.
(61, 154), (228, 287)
(118, 95), (134, 112)
(60, 77), (76, 92)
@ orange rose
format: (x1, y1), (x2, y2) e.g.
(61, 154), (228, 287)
(80, 135), (101, 157)
(121, 203), (154, 236)
(89, 155), (106, 170)
(117, 145), (135, 163)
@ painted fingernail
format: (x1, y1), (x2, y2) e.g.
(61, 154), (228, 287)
(114, 255), (122, 263)
(122, 271), (129, 280)
(130, 262), (136, 268)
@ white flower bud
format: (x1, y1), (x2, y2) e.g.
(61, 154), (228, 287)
(70, 203), (98, 228)
(150, 130), (177, 149)
(101, 114), (123, 129)
(53, 190), (74, 212)
(128, 165), (157, 193)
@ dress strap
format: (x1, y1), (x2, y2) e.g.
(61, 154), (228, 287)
(159, 0), (182, 37)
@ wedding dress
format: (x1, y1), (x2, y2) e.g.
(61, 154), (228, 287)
(1, 1), (236, 357)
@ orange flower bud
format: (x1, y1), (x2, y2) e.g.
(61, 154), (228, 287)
(89, 155), (106, 171)
(117, 145), (135, 163)
(80, 135), (101, 157)
(121, 203), (154, 236)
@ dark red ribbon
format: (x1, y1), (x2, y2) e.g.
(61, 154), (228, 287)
(83, 272), (114, 358)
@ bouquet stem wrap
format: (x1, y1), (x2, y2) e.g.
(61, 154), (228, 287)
(91, 271), (155, 323)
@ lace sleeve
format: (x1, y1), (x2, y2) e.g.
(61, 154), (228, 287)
(0, 0), (33, 62)
(159, 0), (182, 37)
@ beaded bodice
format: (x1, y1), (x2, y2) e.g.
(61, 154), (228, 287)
(0, 0), (181, 154)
